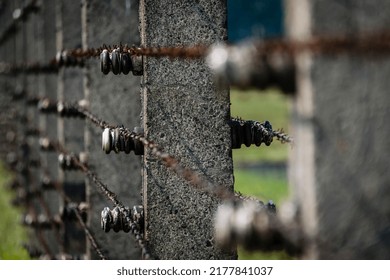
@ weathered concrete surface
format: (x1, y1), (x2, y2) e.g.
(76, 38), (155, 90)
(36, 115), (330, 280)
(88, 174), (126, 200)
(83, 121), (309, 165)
(82, 0), (142, 259)
(140, 0), (236, 259)
(285, 0), (390, 259)
(56, 0), (86, 256)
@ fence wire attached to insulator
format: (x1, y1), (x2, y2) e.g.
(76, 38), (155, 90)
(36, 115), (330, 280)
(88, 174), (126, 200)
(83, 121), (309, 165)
(59, 195), (106, 260)
(31, 95), (288, 257)
(4, 30), (390, 77)
(39, 137), (151, 259)
(51, 102), (268, 203)
(230, 117), (293, 148)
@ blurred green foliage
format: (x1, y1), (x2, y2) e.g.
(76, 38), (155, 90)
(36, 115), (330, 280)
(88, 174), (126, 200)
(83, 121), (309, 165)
(0, 164), (30, 259)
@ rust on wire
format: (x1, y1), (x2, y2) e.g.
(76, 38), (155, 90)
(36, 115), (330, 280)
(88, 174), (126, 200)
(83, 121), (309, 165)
(40, 136), (151, 260)
(39, 101), (268, 204)
(60, 30), (390, 60)
(42, 170), (107, 260)
(3, 31), (390, 76)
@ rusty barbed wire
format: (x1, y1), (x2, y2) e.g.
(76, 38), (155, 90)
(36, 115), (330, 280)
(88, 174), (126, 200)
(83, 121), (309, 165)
(56, 187), (107, 260)
(30, 95), (281, 204)
(14, 186), (64, 250)
(71, 155), (151, 260)
(24, 94), (295, 150)
(50, 44), (208, 60)
(31, 172), (101, 259)
(38, 171), (104, 259)
(37, 136), (151, 259)
(10, 152), (80, 258)
(3, 30), (390, 76)
(67, 31), (390, 59)
(68, 103), (248, 201)
(13, 124), (107, 258)
(25, 203), (55, 259)
(273, 129), (293, 144)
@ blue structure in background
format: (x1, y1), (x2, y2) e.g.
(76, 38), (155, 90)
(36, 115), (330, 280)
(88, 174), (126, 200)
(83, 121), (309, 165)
(228, 0), (284, 42)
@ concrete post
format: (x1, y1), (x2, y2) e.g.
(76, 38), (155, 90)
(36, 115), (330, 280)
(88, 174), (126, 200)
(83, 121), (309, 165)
(139, 0), (236, 259)
(285, 0), (390, 259)
(0, 0), (16, 159)
(56, 0), (86, 256)
(81, 0), (142, 259)
(38, 0), (61, 256)
(23, 0), (49, 257)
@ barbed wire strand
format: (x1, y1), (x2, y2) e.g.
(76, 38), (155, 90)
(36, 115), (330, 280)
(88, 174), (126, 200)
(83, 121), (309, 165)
(42, 173), (106, 260)
(26, 203), (55, 259)
(26, 168), (65, 253)
(3, 30), (390, 75)
(15, 91), (150, 259)
(35, 191), (64, 251)
(48, 31), (390, 59)
(31, 98), (284, 203)
(47, 139), (151, 259)
(272, 129), (294, 144)
(76, 105), (263, 202)
(16, 136), (57, 259)
(17, 141), (105, 259)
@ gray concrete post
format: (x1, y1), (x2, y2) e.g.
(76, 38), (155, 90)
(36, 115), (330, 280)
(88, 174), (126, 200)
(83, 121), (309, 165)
(56, 0), (86, 256)
(139, 0), (236, 259)
(0, 0), (16, 159)
(23, 0), (49, 257)
(285, 0), (390, 259)
(81, 0), (142, 259)
(38, 0), (61, 256)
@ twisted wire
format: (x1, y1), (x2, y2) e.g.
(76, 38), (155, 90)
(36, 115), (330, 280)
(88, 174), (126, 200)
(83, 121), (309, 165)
(57, 188), (107, 260)
(44, 101), (274, 203)
(35, 190), (64, 250)
(60, 31), (390, 59)
(26, 203), (54, 259)
(44, 172), (105, 259)
(273, 129), (293, 144)
(46, 139), (151, 259)
(35, 138), (107, 260)
(3, 30), (390, 75)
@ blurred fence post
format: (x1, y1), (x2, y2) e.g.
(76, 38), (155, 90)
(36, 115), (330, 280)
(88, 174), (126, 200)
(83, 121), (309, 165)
(0, 1), (16, 160)
(139, 0), (236, 259)
(39, 0), (61, 257)
(56, 0), (86, 257)
(81, 0), (143, 259)
(285, 0), (390, 259)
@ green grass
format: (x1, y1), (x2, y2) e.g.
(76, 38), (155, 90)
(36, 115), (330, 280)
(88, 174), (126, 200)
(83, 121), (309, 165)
(234, 169), (288, 205)
(230, 87), (292, 260)
(0, 164), (30, 259)
(231, 88), (289, 127)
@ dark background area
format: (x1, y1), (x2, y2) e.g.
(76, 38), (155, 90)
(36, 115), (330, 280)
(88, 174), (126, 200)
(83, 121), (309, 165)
(228, 0), (284, 42)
